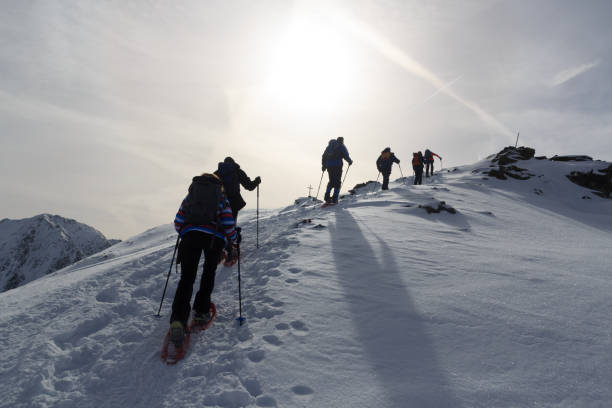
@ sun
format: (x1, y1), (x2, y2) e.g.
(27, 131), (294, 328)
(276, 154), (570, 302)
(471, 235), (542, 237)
(261, 12), (357, 115)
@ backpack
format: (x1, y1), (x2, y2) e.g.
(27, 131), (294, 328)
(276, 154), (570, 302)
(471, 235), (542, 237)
(425, 149), (433, 160)
(216, 162), (239, 196)
(182, 174), (223, 225)
(323, 140), (342, 161)
(412, 153), (421, 166)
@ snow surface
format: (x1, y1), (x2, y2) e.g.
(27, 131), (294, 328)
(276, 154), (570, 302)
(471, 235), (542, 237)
(1, 157), (611, 408)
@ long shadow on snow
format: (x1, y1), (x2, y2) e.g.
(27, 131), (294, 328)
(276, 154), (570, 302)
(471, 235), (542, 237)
(329, 210), (461, 408)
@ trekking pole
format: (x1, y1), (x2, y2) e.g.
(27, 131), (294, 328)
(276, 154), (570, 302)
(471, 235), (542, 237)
(398, 164), (405, 184)
(340, 164), (351, 191)
(236, 242), (245, 326)
(256, 185), (259, 249)
(314, 171), (324, 201)
(156, 235), (180, 317)
(370, 172), (380, 194)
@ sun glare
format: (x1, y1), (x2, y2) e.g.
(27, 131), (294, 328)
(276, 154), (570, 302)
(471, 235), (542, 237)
(261, 13), (357, 115)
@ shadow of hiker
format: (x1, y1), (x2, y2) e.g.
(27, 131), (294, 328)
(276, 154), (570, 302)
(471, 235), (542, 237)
(329, 209), (461, 408)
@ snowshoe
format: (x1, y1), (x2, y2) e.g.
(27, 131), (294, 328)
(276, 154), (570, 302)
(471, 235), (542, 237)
(189, 302), (217, 332)
(161, 321), (191, 365)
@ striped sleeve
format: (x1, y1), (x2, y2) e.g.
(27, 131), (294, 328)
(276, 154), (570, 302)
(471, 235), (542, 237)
(174, 196), (187, 233)
(218, 196), (237, 243)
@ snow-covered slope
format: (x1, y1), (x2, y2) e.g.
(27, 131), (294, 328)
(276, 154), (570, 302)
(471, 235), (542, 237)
(1, 152), (611, 408)
(0, 214), (119, 292)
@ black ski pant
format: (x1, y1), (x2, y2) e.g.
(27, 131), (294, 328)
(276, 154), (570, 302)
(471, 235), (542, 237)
(324, 166), (342, 202)
(170, 231), (225, 327)
(425, 161), (434, 177)
(413, 166), (423, 185)
(382, 172), (391, 190)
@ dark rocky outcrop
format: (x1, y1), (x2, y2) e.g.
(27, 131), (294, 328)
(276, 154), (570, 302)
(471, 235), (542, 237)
(419, 201), (457, 214)
(348, 180), (378, 195)
(478, 146), (537, 180)
(492, 146), (536, 165)
(485, 165), (535, 180)
(567, 165), (612, 198)
(550, 155), (593, 162)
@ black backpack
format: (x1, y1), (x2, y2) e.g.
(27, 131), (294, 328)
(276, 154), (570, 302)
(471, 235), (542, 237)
(323, 140), (342, 161)
(182, 174), (223, 225)
(216, 161), (240, 196)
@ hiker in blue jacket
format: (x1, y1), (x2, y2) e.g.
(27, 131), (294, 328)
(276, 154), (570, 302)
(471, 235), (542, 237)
(321, 137), (353, 204)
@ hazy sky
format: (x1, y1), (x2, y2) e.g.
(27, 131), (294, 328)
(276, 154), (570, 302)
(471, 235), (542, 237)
(1, 0), (611, 239)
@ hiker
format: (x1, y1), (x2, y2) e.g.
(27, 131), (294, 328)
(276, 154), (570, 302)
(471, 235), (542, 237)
(214, 157), (261, 223)
(322, 137), (353, 204)
(424, 149), (442, 177)
(376, 147), (400, 190)
(169, 173), (238, 347)
(412, 152), (424, 185)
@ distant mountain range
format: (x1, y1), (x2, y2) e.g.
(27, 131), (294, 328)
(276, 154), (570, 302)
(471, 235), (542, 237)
(0, 214), (119, 292)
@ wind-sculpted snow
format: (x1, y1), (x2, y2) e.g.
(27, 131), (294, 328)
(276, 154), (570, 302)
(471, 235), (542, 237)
(1, 155), (612, 407)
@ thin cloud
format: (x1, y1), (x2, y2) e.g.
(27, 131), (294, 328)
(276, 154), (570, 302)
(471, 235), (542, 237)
(332, 13), (515, 138)
(549, 61), (600, 87)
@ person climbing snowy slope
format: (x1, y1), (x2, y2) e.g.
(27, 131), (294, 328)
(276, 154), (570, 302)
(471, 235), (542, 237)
(322, 137), (353, 204)
(169, 173), (237, 349)
(376, 147), (401, 190)
(215, 157), (261, 223)
(424, 149), (442, 177)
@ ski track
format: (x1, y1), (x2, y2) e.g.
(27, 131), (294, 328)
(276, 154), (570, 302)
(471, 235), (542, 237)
(2, 160), (612, 407)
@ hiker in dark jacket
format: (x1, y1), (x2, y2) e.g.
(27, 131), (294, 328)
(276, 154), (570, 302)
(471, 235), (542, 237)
(214, 157), (261, 222)
(424, 149), (442, 177)
(169, 173), (237, 347)
(376, 147), (400, 190)
(412, 152), (424, 185)
(322, 137), (353, 204)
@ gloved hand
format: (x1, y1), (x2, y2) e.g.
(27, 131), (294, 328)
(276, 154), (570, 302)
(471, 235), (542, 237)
(348, 160), (353, 166)
(224, 243), (238, 267)
(236, 227), (242, 244)
(322, 166), (326, 172)
(396, 159), (400, 164)
(254, 176), (261, 185)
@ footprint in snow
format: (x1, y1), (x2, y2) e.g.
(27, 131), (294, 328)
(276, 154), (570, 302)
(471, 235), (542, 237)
(242, 378), (262, 397)
(290, 320), (308, 332)
(291, 385), (314, 395)
(288, 267), (301, 274)
(265, 269), (282, 277)
(275, 323), (290, 331)
(285, 278), (299, 284)
(95, 286), (120, 303)
(256, 395), (277, 407)
(247, 350), (265, 363)
(262, 335), (283, 346)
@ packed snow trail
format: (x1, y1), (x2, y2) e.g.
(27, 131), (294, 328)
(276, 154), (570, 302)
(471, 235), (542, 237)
(1, 156), (612, 407)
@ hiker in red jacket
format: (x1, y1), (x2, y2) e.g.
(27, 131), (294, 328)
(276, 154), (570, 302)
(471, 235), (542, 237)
(424, 149), (442, 177)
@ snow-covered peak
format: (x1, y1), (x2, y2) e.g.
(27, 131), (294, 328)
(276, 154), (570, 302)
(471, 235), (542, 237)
(0, 214), (119, 292)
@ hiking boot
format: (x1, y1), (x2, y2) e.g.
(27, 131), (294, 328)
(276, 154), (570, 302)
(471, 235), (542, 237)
(193, 310), (211, 327)
(169, 321), (185, 347)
